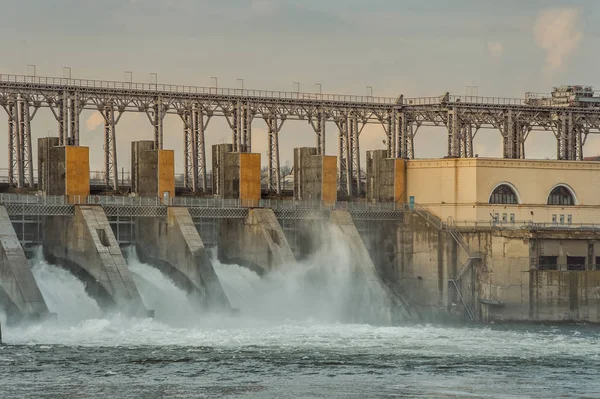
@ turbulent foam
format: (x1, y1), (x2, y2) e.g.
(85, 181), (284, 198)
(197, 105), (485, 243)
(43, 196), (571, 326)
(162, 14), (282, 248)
(29, 246), (102, 323)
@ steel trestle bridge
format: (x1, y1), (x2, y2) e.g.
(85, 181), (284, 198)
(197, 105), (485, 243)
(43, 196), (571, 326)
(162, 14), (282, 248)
(2, 73), (600, 196)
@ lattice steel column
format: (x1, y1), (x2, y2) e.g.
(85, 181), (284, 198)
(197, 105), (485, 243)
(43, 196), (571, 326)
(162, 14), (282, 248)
(336, 117), (351, 196)
(265, 114), (285, 194)
(385, 109), (397, 158)
(181, 109), (193, 190)
(68, 92), (80, 145)
(241, 103), (252, 152)
(556, 112), (576, 160)
(461, 124), (474, 158)
(18, 98), (33, 187)
(6, 101), (20, 187)
(349, 115), (360, 196)
(153, 97), (164, 150)
(230, 105), (240, 152)
(398, 111), (409, 158)
(58, 90), (69, 146)
(309, 110), (326, 155)
(102, 106), (118, 190)
(193, 106), (210, 193)
(447, 108), (461, 157)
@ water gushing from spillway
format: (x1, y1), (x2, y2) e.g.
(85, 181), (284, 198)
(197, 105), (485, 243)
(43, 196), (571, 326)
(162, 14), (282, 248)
(123, 246), (204, 326)
(29, 246), (102, 323)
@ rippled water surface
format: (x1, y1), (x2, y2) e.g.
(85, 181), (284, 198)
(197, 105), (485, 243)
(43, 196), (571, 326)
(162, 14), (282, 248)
(1, 247), (599, 398)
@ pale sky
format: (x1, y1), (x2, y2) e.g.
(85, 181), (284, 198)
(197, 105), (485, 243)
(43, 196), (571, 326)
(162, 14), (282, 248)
(0, 0), (598, 174)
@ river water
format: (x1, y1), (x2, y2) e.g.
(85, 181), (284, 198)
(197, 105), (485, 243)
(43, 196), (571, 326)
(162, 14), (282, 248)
(1, 247), (599, 398)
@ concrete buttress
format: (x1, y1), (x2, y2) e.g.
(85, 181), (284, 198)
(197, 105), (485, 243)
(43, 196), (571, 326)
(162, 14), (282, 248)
(136, 207), (231, 310)
(43, 205), (151, 316)
(219, 208), (295, 275)
(0, 206), (50, 321)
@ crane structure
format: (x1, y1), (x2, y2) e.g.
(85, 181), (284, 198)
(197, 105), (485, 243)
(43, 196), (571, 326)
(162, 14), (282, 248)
(2, 74), (600, 196)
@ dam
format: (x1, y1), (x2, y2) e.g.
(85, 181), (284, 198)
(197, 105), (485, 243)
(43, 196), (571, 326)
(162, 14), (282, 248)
(1, 74), (600, 327)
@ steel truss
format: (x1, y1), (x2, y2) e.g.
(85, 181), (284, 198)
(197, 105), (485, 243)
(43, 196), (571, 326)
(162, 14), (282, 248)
(3, 74), (600, 192)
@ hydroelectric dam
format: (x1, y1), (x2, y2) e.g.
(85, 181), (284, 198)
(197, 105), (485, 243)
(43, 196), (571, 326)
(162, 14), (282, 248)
(2, 73), (600, 328)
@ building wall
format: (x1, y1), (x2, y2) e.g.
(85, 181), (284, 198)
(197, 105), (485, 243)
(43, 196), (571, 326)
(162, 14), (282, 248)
(407, 158), (600, 224)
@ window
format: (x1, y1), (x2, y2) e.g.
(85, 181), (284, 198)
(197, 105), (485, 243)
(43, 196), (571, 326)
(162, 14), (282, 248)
(539, 256), (558, 270)
(560, 215), (565, 225)
(568, 215), (572, 225)
(502, 213), (507, 223)
(510, 213), (515, 224)
(567, 256), (586, 271)
(547, 185), (576, 205)
(552, 214), (557, 224)
(489, 184), (519, 204)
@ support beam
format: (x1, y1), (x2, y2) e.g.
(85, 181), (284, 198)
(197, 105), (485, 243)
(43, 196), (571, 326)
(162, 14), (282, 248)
(102, 106), (118, 190)
(336, 117), (351, 196)
(349, 115), (361, 196)
(181, 109), (193, 191)
(309, 110), (327, 155)
(447, 107), (461, 158)
(18, 98), (33, 187)
(68, 92), (80, 146)
(194, 106), (209, 193)
(153, 97), (164, 150)
(265, 114), (285, 194)
(6, 101), (20, 187)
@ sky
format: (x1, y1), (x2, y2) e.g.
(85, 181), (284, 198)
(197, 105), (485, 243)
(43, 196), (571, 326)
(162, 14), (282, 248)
(0, 0), (599, 175)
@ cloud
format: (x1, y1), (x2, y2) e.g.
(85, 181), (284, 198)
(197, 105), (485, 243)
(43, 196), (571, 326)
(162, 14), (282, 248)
(487, 41), (504, 57)
(533, 8), (583, 71)
(85, 112), (104, 131)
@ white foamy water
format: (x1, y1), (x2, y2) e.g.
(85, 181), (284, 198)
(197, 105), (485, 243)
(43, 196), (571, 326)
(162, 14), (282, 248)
(123, 246), (204, 327)
(29, 247), (103, 323)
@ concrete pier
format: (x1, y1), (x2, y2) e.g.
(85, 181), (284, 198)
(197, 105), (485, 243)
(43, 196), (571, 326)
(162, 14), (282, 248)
(43, 206), (150, 316)
(219, 208), (295, 275)
(0, 206), (49, 321)
(136, 207), (231, 310)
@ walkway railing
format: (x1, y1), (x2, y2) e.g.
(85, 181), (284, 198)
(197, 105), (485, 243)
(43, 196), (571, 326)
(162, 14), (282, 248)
(0, 193), (406, 212)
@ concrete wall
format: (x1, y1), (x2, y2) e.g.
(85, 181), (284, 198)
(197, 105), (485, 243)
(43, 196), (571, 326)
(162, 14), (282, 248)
(38, 137), (60, 193)
(407, 158), (600, 224)
(392, 212), (600, 323)
(136, 207), (231, 310)
(530, 271), (600, 322)
(219, 208), (295, 275)
(212, 144), (233, 197)
(131, 141), (175, 198)
(294, 147), (338, 203)
(43, 206), (150, 315)
(366, 150), (406, 203)
(0, 206), (49, 321)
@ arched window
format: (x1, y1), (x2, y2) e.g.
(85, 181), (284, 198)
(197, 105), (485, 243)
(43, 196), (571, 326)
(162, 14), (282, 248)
(489, 184), (519, 204)
(547, 185), (576, 205)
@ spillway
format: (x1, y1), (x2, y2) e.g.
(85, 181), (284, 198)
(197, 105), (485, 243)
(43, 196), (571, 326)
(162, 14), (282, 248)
(29, 246), (102, 323)
(123, 247), (204, 326)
